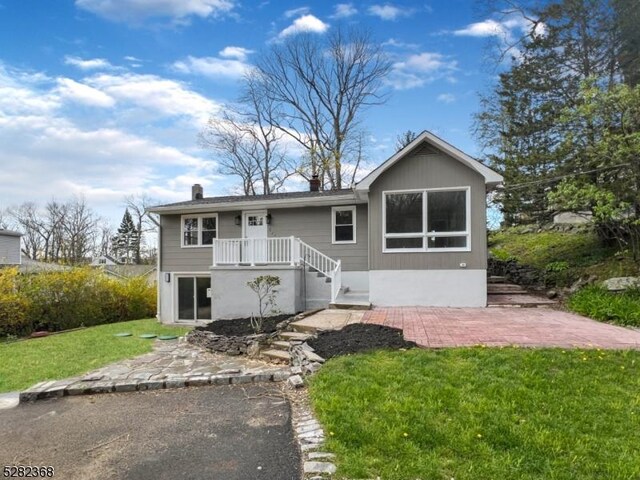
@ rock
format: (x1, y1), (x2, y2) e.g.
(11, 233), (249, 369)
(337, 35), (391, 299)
(602, 277), (640, 292)
(546, 289), (558, 299)
(246, 341), (261, 358)
(304, 462), (336, 475)
(287, 374), (304, 389)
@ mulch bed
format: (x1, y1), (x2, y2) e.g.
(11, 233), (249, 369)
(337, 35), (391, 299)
(195, 314), (292, 336)
(307, 323), (417, 359)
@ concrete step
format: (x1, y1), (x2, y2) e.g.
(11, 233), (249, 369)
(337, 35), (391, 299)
(262, 349), (291, 362)
(271, 340), (292, 351)
(487, 294), (557, 307)
(329, 301), (371, 310)
(487, 283), (528, 294)
(279, 331), (314, 342)
(488, 276), (507, 283)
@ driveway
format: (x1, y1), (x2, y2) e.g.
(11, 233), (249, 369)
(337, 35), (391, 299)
(364, 307), (640, 349)
(0, 385), (300, 480)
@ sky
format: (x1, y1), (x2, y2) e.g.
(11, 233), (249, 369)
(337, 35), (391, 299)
(0, 0), (530, 225)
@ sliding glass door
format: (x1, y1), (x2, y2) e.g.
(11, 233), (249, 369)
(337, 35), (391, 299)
(177, 276), (211, 322)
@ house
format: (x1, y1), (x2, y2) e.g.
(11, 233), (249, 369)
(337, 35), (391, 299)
(0, 229), (22, 266)
(147, 131), (503, 323)
(99, 264), (157, 284)
(90, 254), (121, 266)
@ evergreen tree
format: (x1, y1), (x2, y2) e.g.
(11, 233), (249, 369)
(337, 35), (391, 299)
(111, 209), (140, 264)
(475, 0), (622, 225)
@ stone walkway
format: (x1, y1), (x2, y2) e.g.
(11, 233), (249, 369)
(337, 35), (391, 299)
(364, 307), (640, 349)
(20, 339), (292, 402)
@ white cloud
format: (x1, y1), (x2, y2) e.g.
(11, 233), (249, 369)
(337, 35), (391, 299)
(368, 4), (411, 21)
(278, 14), (329, 38)
(218, 46), (254, 61)
(387, 52), (458, 90)
(332, 3), (357, 18)
(56, 78), (115, 107)
(437, 93), (456, 103)
(453, 19), (505, 37)
(64, 56), (114, 70)
(86, 72), (220, 124)
(75, 0), (235, 23)
(382, 38), (419, 49)
(284, 6), (310, 18)
(172, 55), (252, 80)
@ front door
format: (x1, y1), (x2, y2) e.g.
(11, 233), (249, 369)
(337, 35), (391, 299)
(243, 210), (268, 263)
(177, 276), (211, 322)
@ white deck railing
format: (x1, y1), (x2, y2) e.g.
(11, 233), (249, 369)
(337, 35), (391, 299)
(212, 236), (342, 302)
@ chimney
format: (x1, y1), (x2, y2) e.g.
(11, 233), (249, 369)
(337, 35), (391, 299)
(192, 184), (203, 200)
(309, 174), (320, 192)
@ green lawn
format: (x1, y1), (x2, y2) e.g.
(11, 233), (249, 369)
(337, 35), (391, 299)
(309, 348), (640, 480)
(0, 319), (190, 393)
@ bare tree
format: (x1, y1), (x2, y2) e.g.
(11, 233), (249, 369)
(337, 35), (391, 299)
(9, 203), (44, 260)
(124, 194), (158, 263)
(255, 27), (391, 189)
(395, 130), (419, 151)
(0, 207), (10, 229)
(60, 196), (98, 264)
(201, 72), (292, 195)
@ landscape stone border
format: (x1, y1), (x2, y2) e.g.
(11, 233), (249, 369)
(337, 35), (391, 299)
(20, 368), (294, 403)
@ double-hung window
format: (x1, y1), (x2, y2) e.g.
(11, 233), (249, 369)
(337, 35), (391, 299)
(383, 187), (470, 252)
(181, 214), (218, 247)
(332, 206), (356, 244)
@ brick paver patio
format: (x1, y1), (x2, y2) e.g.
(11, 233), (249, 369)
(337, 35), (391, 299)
(363, 307), (640, 349)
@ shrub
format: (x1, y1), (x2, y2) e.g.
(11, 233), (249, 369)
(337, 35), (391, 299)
(0, 267), (157, 338)
(568, 285), (640, 326)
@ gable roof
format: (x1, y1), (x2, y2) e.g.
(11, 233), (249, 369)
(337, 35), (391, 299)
(355, 130), (503, 192)
(147, 189), (358, 214)
(0, 229), (22, 237)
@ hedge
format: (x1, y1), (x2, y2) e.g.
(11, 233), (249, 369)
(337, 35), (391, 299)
(0, 267), (156, 338)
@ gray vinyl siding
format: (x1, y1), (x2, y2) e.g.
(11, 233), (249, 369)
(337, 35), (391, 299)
(0, 234), (21, 265)
(369, 149), (487, 271)
(160, 205), (368, 272)
(268, 205), (368, 272)
(161, 212), (241, 272)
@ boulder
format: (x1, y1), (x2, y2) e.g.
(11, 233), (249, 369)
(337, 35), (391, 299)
(602, 277), (640, 292)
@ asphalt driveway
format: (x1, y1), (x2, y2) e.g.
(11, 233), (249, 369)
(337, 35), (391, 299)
(364, 306), (640, 349)
(0, 385), (300, 480)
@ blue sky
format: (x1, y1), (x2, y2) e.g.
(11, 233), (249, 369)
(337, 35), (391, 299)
(0, 0), (529, 224)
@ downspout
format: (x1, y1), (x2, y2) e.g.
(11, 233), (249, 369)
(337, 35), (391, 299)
(146, 211), (162, 323)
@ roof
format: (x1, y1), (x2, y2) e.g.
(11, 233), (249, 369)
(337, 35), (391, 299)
(0, 229), (22, 237)
(147, 189), (358, 214)
(355, 130), (503, 192)
(101, 265), (157, 279)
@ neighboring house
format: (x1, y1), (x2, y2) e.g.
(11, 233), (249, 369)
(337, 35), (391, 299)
(90, 254), (121, 266)
(0, 229), (22, 266)
(99, 264), (157, 284)
(147, 131), (503, 323)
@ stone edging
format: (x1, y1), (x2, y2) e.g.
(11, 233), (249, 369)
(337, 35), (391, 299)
(20, 369), (293, 403)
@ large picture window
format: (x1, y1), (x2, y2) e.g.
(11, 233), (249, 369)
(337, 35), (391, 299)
(181, 214), (218, 247)
(383, 188), (470, 252)
(332, 206), (356, 244)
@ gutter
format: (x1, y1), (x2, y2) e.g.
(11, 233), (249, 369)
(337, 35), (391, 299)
(145, 211), (162, 323)
(147, 193), (364, 215)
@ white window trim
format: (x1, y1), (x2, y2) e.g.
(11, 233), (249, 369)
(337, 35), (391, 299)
(180, 213), (218, 248)
(382, 186), (471, 253)
(332, 206), (357, 244)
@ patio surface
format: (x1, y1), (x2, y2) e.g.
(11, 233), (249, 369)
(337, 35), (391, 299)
(363, 307), (640, 349)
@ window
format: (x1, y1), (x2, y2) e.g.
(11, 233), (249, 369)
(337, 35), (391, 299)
(332, 206), (356, 244)
(383, 188), (470, 252)
(181, 214), (218, 247)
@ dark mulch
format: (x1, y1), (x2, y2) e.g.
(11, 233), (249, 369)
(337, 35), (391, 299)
(307, 323), (417, 359)
(195, 314), (292, 336)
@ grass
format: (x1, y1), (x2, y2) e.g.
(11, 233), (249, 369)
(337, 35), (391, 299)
(309, 348), (640, 480)
(0, 319), (190, 393)
(489, 228), (639, 284)
(569, 286), (640, 326)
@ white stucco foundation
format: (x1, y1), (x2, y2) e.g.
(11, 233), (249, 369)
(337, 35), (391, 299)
(211, 266), (303, 320)
(369, 269), (487, 307)
(341, 271), (369, 291)
(158, 273), (173, 323)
